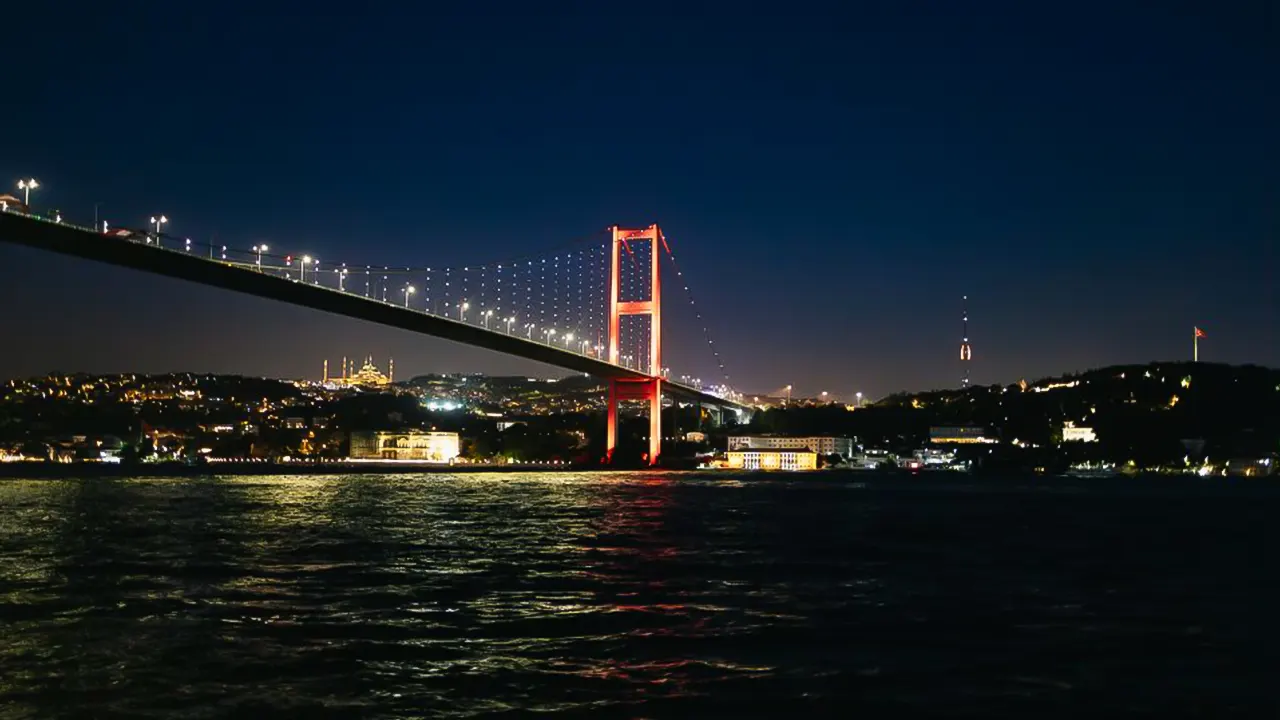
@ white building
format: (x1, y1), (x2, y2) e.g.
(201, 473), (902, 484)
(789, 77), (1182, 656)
(349, 431), (460, 463)
(1062, 422), (1097, 443)
(728, 435), (854, 458)
(727, 448), (818, 471)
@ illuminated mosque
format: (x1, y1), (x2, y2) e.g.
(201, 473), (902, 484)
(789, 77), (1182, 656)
(323, 356), (393, 388)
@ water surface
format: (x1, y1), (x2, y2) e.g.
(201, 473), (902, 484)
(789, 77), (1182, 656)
(1, 473), (1277, 717)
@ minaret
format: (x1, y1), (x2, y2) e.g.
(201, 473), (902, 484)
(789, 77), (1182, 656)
(960, 295), (972, 388)
(342, 356), (348, 382)
(323, 359), (329, 383)
(389, 358), (394, 384)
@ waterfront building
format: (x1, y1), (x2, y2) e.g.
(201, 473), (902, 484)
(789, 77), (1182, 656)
(349, 430), (459, 462)
(1225, 457), (1275, 478)
(728, 435), (854, 458)
(726, 448), (818, 471)
(850, 448), (896, 469)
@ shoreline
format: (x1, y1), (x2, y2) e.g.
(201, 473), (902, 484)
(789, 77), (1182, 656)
(0, 461), (616, 478)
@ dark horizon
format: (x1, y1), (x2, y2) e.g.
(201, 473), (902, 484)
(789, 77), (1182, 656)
(2, 2), (1276, 398)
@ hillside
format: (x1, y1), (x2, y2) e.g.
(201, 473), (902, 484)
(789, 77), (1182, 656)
(748, 362), (1280, 462)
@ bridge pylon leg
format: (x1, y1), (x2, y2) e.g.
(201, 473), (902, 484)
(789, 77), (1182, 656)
(606, 380), (618, 463)
(605, 377), (662, 466)
(606, 224), (664, 467)
(649, 379), (662, 464)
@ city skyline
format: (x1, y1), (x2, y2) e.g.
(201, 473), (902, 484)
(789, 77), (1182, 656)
(2, 2), (1276, 398)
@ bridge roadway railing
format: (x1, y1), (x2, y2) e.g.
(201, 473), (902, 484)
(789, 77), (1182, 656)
(0, 206), (744, 410)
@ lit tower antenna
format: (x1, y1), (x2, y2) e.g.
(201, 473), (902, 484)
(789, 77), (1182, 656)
(960, 295), (972, 388)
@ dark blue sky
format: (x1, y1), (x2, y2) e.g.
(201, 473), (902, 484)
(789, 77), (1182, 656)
(3, 1), (1276, 399)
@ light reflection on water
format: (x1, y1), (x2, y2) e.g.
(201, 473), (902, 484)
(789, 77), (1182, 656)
(1, 472), (1278, 717)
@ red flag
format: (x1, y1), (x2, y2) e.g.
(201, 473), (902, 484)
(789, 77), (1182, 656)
(1195, 327), (1206, 338)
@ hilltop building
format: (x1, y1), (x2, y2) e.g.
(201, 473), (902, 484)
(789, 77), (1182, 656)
(1062, 422), (1098, 443)
(929, 426), (996, 444)
(324, 356), (394, 388)
(728, 435), (854, 458)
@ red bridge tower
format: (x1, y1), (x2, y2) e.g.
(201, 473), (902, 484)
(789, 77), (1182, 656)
(606, 224), (664, 465)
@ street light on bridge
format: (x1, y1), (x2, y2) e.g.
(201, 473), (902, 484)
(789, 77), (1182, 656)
(483, 309), (493, 329)
(300, 255), (312, 283)
(525, 323), (535, 339)
(544, 328), (556, 345)
(459, 301), (470, 322)
(253, 244), (268, 270)
(563, 332), (574, 350)
(17, 178), (38, 206)
(150, 215), (167, 246)
(403, 284), (415, 307)
(337, 266), (348, 291)
(506, 316), (516, 334)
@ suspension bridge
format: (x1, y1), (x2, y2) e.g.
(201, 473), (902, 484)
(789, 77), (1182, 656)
(0, 194), (750, 465)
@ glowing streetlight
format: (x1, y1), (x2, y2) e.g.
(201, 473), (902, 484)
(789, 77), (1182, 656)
(856, 391), (863, 408)
(150, 215), (167, 246)
(506, 316), (516, 334)
(337, 266), (348, 291)
(403, 284), (415, 307)
(299, 255), (312, 283)
(785, 384), (793, 403)
(525, 323), (535, 339)
(253, 244), (268, 270)
(821, 391), (829, 403)
(16, 178), (38, 206)
(544, 328), (556, 345)
(563, 332), (574, 349)
(483, 309), (493, 329)
(459, 301), (469, 322)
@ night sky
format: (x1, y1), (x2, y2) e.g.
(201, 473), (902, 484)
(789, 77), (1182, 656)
(3, 2), (1276, 399)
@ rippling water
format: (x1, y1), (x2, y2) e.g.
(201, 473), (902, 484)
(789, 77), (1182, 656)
(2, 473), (1278, 717)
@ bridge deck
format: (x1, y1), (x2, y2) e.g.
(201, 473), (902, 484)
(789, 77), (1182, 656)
(0, 211), (744, 411)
